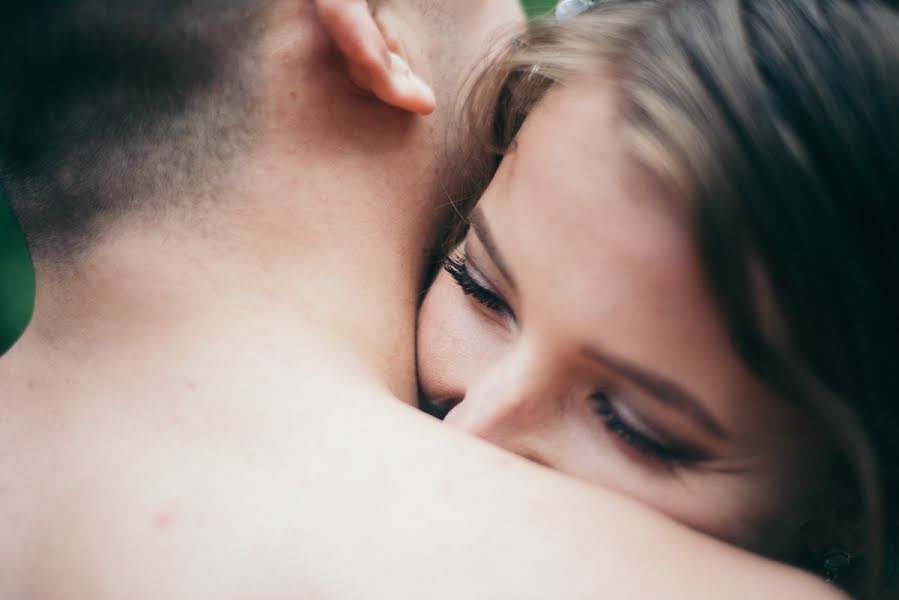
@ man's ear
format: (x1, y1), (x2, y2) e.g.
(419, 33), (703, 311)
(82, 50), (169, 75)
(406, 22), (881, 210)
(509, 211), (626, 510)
(315, 0), (436, 115)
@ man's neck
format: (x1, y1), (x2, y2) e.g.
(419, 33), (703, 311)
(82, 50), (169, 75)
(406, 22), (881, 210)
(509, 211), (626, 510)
(6, 150), (439, 403)
(5, 51), (456, 401)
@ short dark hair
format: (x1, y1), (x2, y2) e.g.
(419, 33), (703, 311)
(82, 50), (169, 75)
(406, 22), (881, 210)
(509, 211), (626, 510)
(0, 1), (267, 258)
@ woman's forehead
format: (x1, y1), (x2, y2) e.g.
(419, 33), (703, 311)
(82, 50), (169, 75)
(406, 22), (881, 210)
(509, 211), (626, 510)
(488, 83), (694, 297)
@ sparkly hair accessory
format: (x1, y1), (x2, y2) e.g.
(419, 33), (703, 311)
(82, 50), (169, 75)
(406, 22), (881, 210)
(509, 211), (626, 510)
(555, 0), (597, 17)
(822, 547), (853, 584)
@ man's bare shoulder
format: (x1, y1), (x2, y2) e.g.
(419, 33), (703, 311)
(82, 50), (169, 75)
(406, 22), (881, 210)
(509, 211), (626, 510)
(1, 338), (845, 600)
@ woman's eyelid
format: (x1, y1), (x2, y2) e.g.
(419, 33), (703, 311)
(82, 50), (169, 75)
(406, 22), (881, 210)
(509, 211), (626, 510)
(590, 360), (724, 448)
(597, 385), (712, 461)
(446, 249), (514, 324)
(464, 236), (515, 297)
(466, 261), (499, 298)
(462, 242), (516, 314)
(605, 390), (670, 446)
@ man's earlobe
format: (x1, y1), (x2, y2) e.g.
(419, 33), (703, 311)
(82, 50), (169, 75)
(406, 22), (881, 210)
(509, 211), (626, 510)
(315, 0), (436, 115)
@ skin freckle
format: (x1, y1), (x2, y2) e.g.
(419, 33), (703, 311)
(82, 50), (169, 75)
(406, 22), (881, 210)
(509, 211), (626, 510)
(155, 510), (177, 531)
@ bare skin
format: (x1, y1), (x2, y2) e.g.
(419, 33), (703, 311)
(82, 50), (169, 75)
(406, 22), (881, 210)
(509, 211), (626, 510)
(0, 285), (843, 599)
(0, 1), (846, 598)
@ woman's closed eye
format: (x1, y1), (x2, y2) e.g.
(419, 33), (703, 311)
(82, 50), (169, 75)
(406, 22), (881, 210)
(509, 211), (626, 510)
(444, 246), (710, 474)
(444, 252), (514, 319)
(590, 391), (709, 470)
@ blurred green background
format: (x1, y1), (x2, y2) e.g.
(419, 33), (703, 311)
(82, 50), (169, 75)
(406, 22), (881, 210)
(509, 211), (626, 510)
(0, 0), (556, 355)
(0, 189), (34, 355)
(523, 0), (556, 16)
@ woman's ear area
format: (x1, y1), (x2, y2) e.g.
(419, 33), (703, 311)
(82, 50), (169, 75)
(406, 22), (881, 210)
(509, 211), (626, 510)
(315, 0), (436, 115)
(795, 495), (869, 581)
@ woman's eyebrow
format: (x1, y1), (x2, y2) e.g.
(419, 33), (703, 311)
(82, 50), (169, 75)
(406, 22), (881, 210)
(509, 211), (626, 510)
(469, 207), (517, 290)
(581, 345), (731, 441)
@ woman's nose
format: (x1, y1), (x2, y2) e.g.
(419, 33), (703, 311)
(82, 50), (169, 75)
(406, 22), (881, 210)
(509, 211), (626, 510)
(443, 352), (556, 463)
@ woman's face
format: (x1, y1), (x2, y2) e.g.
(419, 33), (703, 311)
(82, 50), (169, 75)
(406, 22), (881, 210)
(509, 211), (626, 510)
(417, 82), (829, 557)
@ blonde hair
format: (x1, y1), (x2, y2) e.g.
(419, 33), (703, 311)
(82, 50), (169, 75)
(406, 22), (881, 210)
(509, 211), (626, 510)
(447, 1), (899, 596)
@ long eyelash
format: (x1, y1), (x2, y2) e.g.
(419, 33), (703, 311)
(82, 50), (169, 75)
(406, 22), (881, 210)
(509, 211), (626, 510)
(444, 254), (509, 313)
(591, 393), (696, 467)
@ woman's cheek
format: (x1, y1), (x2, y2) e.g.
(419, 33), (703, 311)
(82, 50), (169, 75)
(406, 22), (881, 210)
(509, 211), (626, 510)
(417, 271), (496, 402)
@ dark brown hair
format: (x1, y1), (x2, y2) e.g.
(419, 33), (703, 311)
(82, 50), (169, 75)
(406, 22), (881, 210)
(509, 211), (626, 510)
(447, 0), (898, 596)
(0, 1), (268, 259)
